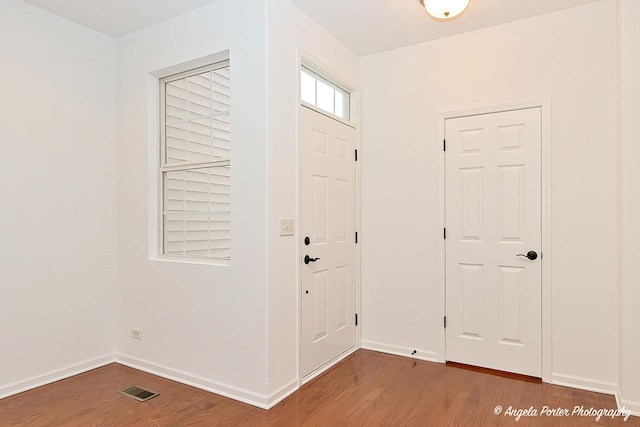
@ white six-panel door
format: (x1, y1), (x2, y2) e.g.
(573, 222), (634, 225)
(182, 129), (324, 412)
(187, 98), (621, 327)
(300, 106), (356, 378)
(445, 108), (542, 377)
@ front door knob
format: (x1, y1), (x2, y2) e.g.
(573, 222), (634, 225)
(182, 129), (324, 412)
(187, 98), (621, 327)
(517, 251), (538, 261)
(304, 255), (320, 265)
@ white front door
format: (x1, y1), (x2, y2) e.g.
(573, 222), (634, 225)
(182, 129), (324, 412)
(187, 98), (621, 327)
(300, 106), (356, 378)
(445, 108), (542, 377)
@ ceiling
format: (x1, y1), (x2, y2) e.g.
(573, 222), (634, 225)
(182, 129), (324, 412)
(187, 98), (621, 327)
(22, 0), (602, 56)
(289, 0), (603, 56)
(21, 0), (223, 38)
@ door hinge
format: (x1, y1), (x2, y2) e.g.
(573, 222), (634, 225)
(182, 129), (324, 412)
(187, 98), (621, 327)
(355, 149), (358, 161)
(355, 231), (358, 244)
(355, 313), (359, 326)
(444, 228), (447, 239)
(444, 316), (447, 328)
(443, 139), (446, 152)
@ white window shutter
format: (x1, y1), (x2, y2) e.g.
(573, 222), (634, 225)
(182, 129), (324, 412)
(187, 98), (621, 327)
(160, 62), (231, 262)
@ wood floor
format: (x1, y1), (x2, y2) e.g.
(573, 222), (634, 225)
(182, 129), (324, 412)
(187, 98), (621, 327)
(0, 350), (636, 426)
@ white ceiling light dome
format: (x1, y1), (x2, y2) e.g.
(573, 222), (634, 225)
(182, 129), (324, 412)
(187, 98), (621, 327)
(421, 0), (471, 20)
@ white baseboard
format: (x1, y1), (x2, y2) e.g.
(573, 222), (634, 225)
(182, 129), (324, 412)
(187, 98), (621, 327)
(361, 340), (439, 363)
(0, 353), (116, 400)
(0, 350), (299, 410)
(115, 353), (298, 409)
(551, 372), (637, 418)
(551, 372), (618, 397)
(266, 378), (298, 408)
(616, 385), (640, 417)
(620, 399), (640, 417)
(551, 373), (640, 416)
(301, 346), (358, 386)
(4, 351), (636, 419)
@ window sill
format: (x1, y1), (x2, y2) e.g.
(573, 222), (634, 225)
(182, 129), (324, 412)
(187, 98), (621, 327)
(150, 255), (230, 267)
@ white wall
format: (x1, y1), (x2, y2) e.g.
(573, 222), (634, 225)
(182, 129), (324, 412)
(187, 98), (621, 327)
(619, 0), (640, 412)
(265, 0), (360, 399)
(0, 0), (117, 396)
(3, 0), (633, 412)
(116, 0), (270, 403)
(360, 0), (619, 389)
(0, 0), (358, 406)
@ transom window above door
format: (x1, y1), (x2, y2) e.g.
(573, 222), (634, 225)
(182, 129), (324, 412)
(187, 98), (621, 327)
(300, 66), (350, 121)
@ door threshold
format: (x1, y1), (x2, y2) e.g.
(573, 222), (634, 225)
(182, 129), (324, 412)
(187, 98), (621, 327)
(446, 361), (542, 383)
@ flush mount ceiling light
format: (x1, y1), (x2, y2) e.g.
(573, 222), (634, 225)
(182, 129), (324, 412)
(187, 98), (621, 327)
(420, 0), (471, 21)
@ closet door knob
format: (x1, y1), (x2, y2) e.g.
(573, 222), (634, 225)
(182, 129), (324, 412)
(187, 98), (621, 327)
(517, 251), (538, 261)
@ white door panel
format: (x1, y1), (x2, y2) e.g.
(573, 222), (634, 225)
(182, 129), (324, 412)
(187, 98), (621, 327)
(300, 106), (356, 377)
(446, 108), (542, 377)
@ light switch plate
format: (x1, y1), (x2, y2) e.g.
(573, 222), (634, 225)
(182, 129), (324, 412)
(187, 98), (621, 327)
(280, 219), (295, 236)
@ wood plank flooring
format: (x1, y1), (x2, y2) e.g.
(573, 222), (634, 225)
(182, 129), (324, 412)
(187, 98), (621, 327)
(0, 350), (636, 426)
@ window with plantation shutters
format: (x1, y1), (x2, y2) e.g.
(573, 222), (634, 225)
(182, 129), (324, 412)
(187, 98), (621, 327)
(160, 61), (231, 263)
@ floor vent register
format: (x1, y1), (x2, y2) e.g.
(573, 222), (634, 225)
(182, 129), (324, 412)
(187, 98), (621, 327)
(118, 386), (160, 402)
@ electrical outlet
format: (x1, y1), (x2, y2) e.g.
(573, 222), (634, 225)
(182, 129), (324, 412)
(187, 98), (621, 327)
(131, 329), (142, 340)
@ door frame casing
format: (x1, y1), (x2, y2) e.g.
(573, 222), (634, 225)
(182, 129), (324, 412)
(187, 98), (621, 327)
(436, 99), (552, 383)
(296, 49), (361, 384)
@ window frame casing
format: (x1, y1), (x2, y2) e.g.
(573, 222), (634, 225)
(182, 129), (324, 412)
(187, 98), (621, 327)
(157, 59), (231, 265)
